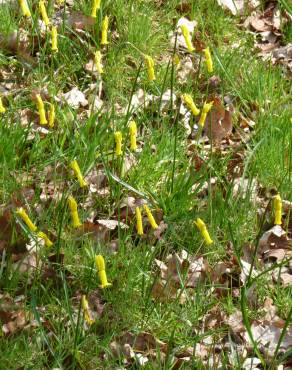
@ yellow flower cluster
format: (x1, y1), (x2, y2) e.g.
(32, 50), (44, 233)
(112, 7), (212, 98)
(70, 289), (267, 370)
(16, 208), (53, 247)
(114, 123), (139, 156)
(135, 204), (158, 236)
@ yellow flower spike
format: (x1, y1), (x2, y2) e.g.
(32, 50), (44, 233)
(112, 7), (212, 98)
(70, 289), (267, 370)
(144, 55), (156, 81)
(94, 51), (103, 74)
(129, 121), (137, 151)
(19, 0), (31, 17)
(81, 295), (94, 326)
(36, 94), (47, 125)
(37, 231), (53, 247)
(181, 94), (200, 116)
(70, 160), (88, 188)
(198, 101), (213, 128)
(101, 16), (109, 46)
(67, 196), (82, 228)
(91, 0), (101, 18)
(95, 255), (112, 289)
(180, 25), (195, 53)
(203, 47), (213, 73)
(194, 218), (213, 245)
(48, 103), (55, 127)
(114, 131), (123, 156)
(273, 194), (282, 225)
(143, 204), (158, 230)
(0, 97), (6, 113)
(16, 208), (37, 232)
(39, 0), (50, 26)
(51, 26), (58, 53)
(135, 207), (144, 236)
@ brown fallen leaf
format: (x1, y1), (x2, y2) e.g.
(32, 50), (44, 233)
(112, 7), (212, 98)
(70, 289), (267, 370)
(203, 96), (233, 143)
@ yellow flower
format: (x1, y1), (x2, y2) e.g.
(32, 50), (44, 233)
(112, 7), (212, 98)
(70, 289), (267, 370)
(95, 255), (112, 288)
(194, 218), (213, 245)
(198, 101), (213, 128)
(135, 207), (143, 235)
(70, 160), (88, 188)
(203, 47), (213, 73)
(0, 97), (6, 113)
(273, 194), (282, 225)
(16, 208), (37, 232)
(94, 51), (103, 74)
(19, 0), (31, 17)
(180, 25), (195, 53)
(39, 0), (50, 26)
(144, 55), (155, 81)
(37, 231), (53, 247)
(101, 16), (109, 46)
(129, 121), (137, 151)
(114, 131), (123, 156)
(36, 94), (47, 125)
(67, 196), (82, 228)
(143, 204), (158, 230)
(181, 94), (200, 116)
(91, 0), (101, 18)
(48, 103), (55, 127)
(51, 26), (58, 53)
(81, 295), (94, 325)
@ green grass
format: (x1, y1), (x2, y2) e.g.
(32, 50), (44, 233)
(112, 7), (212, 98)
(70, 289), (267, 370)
(0, 0), (291, 368)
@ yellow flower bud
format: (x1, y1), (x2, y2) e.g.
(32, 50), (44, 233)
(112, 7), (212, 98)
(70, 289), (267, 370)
(81, 295), (94, 325)
(129, 121), (137, 151)
(39, 0), (50, 26)
(198, 101), (213, 128)
(37, 231), (53, 247)
(143, 204), (158, 230)
(48, 103), (55, 128)
(70, 160), (87, 188)
(94, 51), (103, 74)
(51, 26), (58, 53)
(19, 0), (31, 17)
(67, 196), (82, 228)
(180, 25), (195, 53)
(91, 0), (101, 18)
(203, 47), (213, 73)
(36, 94), (47, 125)
(181, 94), (200, 116)
(16, 208), (37, 232)
(273, 194), (282, 225)
(114, 131), (123, 156)
(144, 55), (155, 81)
(95, 255), (112, 289)
(194, 218), (213, 245)
(135, 207), (143, 235)
(0, 97), (6, 113)
(101, 16), (109, 45)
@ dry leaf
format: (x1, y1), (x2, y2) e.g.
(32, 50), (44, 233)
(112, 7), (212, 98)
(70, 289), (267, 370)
(217, 0), (245, 16)
(62, 87), (88, 109)
(203, 96), (233, 143)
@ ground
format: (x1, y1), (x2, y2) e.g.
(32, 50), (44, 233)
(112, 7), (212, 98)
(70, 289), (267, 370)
(0, 0), (291, 369)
